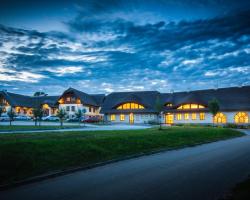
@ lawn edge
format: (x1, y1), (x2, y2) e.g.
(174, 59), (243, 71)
(0, 130), (245, 191)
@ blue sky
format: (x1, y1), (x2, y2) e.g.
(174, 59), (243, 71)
(0, 0), (250, 95)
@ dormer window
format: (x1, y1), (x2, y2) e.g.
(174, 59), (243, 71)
(165, 103), (173, 107)
(117, 102), (145, 110)
(177, 104), (205, 110)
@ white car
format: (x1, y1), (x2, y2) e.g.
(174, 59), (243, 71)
(15, 115), (31, 120)
(42, 115), (60, 121)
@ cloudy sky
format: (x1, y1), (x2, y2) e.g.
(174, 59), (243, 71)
(0, 0), (250, 95)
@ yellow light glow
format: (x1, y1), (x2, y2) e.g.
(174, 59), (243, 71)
(191, 113), (197, 120)
(120, 114), (125, 121)
(110, 114), (116, 121)
(234, 112), (248, 124)
(200, 113), (205, 120)
(214, 112), (227, 123)
(176, 113), (182, 120)
(116, 102), (145, 110)
(177, 104), (205, 110)
(184, 113), (189, 120)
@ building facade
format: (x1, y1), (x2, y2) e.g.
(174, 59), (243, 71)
(0, 86), (249, 125)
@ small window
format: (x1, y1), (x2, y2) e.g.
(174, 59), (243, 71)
(200, 113), (205, 120)
(192, 113), (196, 120)
(111, 114), (116, 121)
(66, 97), (70, 102)
(89, 107), (91, 112)
(71, 106), (75, 112)
(166, 103), (173, 107)
(184, 113), (189, 120)
(66, 106), (70, 111)
(176, 113), (182, 120)
(120, 114), (125, 121)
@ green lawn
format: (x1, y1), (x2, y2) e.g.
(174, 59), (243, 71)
(0, 125), (80, 131)
(0, 127), (243, 185)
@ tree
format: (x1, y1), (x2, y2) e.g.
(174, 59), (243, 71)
(57, 108), (67, 127)
(155, 96), (164, 130)
(208, 98), (220, 125)
(75, 109), (83, 126)
(7, 107), (15, 126)
(82, 108), (87, 127)
(33, 91), (48, 97)
(33, 106), (44, 126)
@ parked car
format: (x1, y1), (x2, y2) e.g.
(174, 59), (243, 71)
(15, 115), (31, 120)
(42, 115), (60, 121)
(81, 116), (101, 123)
(0, 114), (10, 121)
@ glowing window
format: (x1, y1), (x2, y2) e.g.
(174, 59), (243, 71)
(110, 114), (116, 121)
(214, 112), (227, 124)
(116, 103), (145, 110)
(200, 113), (205, 120)
(165, 103), (173, 107)
(234, 112), (248, 124)
(192, 113), (197, 120)
(177, 104), (205, 110)
(120, 114), (125, 121)
(176, 113), (182, 120)
(184, 113), (189, 120)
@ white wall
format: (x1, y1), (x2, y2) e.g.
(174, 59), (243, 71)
(106, 111), (250, 125)
(59, 104), (102, 118)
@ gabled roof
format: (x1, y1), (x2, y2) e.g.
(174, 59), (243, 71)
(161, 86), (250, 111)
(100, 91), (160, 113)
(0, 90), (59, 108)
(59, 88), (104, 107)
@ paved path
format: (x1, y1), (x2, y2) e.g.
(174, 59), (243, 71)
(1, 130), (250, 200)
(0, 124), (151, 134)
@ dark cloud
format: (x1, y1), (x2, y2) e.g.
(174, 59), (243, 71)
(0, 9), (250, 94)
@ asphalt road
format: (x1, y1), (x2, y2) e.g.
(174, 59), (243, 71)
(1, 130), (250, 200)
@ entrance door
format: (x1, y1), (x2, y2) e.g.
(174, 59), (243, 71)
(129, 113), (134, 124)
(165, 114), (174, 124)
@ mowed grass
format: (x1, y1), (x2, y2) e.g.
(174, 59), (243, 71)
(0, 127), (243, 185)
(0, 125), (79, 131)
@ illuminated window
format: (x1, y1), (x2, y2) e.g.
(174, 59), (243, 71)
(176, 113), (182, 120)
(120, 114), (125, 121)
(116, 103), (145, 110)
(165, 103), (173, 107)
(200, 113), (205, 120)
(177, 104), (205, 110)
(66, 97), (70, 102)
(184, 113), (189, 120)
(214, 112), (227, 124)
(234, 112), (248, 124)
(192, 113), (197, 120)
(110, 114), (116, 121)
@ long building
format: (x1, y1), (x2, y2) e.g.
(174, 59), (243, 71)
(0, 86), (249, 125)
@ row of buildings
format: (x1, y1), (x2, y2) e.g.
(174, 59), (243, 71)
(0, 86), (249, 125)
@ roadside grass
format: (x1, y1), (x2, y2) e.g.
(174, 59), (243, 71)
(0, 127), (243, 185)
(0, 125), (80, 131)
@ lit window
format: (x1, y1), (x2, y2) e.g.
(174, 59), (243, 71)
(111, 114), (116, 121)
(165, 103), (173, 107)
(214, 112), (227, 124)
(191, 104), (198, 109)
(177, 104), (205, 110)
(66, 97), (70, 102)
(200, 113), (205, 120)
(184, 113), (189, 120)
(116, 102), (145, 110)
(192, 113), (197, 120)
(120, 114), (125, 121)
(234, 112), (248, 124)
(176, 113), (182, 120)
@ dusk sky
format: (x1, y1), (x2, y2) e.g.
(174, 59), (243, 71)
(0, 0), (250, 95)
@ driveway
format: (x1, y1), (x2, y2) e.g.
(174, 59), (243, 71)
(0, 123), (151, 134)
(1, 130), (250, 200)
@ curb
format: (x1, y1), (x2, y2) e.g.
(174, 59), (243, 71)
(0, 131), (245, 191)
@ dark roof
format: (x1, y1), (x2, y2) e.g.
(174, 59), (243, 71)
(100, 91), (161, 114)
(59, 88), (104, 107)
(0, 90), (59, 108)
(161, 86), (250, 111)
(101, 86), (250, 113)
